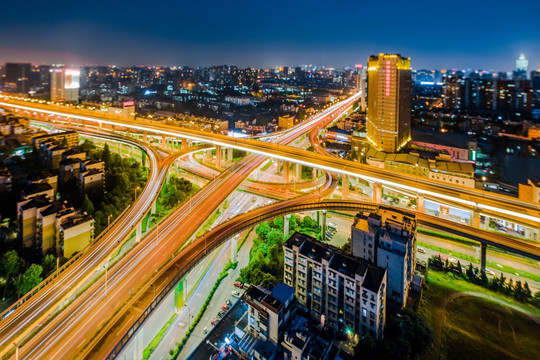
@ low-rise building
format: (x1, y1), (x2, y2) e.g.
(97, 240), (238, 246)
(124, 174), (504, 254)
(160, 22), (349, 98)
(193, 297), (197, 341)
(78, 168), (105, 195)
(17, 195), (51, 248)
(32, 130), (79, 149)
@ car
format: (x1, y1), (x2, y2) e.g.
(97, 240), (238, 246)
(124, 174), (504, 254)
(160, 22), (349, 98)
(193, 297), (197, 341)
(417, 247), (426, 254)
(222, 305), (230, 312)
(233, 281), (244, 289)
(231, 291), (241, 298)
(211, 318), (219, 326)
(448, 257), (458, 264)
(435, 253), (447, 261)
(217, 310), (225, 318)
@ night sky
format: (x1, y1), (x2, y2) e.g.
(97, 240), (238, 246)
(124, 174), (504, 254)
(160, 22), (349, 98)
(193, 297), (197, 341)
(1, 0), (539, 71)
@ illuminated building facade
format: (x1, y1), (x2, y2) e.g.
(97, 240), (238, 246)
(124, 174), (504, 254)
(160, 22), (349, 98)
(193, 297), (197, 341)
(51, 67), (80, 103)
(367, 54), (411, 153)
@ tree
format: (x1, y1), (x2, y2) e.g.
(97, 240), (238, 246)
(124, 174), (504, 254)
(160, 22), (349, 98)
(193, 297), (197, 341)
(289, 215), (298, 230)
(42, 254), (57, 277)
(523, 282), (532, 299)
(1, 250), (22, 299)
(455, 261), (463, 277)
(101, 143), (112, 167)
(266, 228), (283, 247)
(255, 222), (271, 240)
(273, 217), (283, 229)
(81, 194), (94, 215)
(302, 215), (317, 229)
(19, 264), (43, 296)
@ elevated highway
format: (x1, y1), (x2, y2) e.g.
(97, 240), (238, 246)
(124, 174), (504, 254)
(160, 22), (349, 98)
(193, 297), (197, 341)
(2, 97), (539, 229)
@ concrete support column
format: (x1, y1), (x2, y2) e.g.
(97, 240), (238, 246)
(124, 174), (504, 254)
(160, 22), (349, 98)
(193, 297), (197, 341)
(227, 147), (233, 163)
(216, 145), (222, 169)
(130, 146), (134, 158)
(295, 163), (301, 182)
(284, 214), (291, 238)
(480, 243), (487, 272)
(312, 168), (317, 179)
(143, 131), (148, 143)
(181, 138), (188, 151)
(151, 200), (157, 215)
(231, 236), (238, 263)
(372, 182), (382, 204)
(417, 194), (425, 213)
(321, 210), (327, 240)
(161, 135), (167, 150)
(136, 222), (142, 242)
(472, 209), (481, 228)
(284, 161), (290, 182)
(174, 160), (179, 174)
(342, 174), (349, 200)
(118, 142), (122, 156)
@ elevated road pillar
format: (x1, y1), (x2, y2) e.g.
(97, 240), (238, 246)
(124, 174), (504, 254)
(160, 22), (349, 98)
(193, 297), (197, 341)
(130, 146), (134, 158)
(342, 174), (349, 200)
(472, 209), (481, 228)
(295, 163), (301, 181)
(181, 138), (187, 150)
(151, 200), (157, 215)
(372, 182), (382, 204)
(227, 147), (233, 163)
(480, 243), (487, 272)
(284, 161), (290, 182)
(417, 194), (425, 213)
(231, 236), (238, 263)
(284, 214), (291, 238)
(321, 210), (327, 240)
(215, 145), (222, 169)
(143, 131), (148, 143)
(161, 135), (167, 150)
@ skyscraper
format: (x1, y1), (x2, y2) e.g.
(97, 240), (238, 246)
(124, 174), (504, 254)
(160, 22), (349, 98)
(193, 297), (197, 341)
(51, 67), (80, 103)
(516, 53), (528, 72)
(367, 54), (411, 153)
(4, 63), (32, 94)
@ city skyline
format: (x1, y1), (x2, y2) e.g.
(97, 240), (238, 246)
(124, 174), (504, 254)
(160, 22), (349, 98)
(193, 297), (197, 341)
(1, 0), (539, 70)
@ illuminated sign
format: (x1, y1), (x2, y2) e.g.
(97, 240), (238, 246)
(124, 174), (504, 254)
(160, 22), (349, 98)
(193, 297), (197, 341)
(64, 69), (80, 90)
(123, 101), (135, 107)
(385, 60), (391, 97)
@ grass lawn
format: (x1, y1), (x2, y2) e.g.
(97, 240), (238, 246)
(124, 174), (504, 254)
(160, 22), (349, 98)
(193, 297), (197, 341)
(420, 271), (540, 360)
(442, 297), (540, 360)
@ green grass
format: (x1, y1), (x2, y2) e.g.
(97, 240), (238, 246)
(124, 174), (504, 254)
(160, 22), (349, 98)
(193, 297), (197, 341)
(417, 242), (540, 283)
(441, 297), (540, 360)
(260, 160), (273, 172)
(196, 209), (221, 238)
(143, 313), (177, 359)
(420, 271), (540, 360)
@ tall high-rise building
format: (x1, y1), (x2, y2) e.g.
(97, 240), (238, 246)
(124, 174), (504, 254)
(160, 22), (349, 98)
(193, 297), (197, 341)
(4, 63), (32, 94)
(367, 54), (411, 153)
(51, 67), (80, 102)
(516, 53), (528, 72)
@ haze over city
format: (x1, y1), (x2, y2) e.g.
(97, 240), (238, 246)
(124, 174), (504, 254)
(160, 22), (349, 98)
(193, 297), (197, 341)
(1, 0), (540, 70)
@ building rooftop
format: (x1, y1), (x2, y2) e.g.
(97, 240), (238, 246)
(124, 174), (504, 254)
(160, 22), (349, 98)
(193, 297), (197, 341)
(23, 182), (53, 196)
(40, 201), (67, 217)
(412, 128), (473, 149)
(19, 194), (50, 210)
(271, 283), (294, 307)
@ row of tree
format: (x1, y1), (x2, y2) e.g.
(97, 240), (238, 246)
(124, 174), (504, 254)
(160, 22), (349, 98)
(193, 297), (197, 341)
(1, 251), (63, 298)
(429, 255), (540, 308)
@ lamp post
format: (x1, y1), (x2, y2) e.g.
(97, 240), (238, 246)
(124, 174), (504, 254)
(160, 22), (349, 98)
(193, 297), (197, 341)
(108, 214), (113, 227)
(134, 186), (140, 200)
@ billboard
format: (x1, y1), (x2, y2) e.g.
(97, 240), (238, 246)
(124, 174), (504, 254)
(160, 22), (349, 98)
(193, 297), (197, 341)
(64, 69), (80, 89)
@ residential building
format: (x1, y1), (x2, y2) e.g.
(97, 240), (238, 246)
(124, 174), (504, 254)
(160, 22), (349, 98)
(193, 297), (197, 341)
(57, 212), (94, 257)
(351, 208), (416, 306)
(282, 315), (333, 360)
(78, 168), (105, 195)
(367, 54), (411, 153)
(245, 283), (296, 345)
(279, 115), (295, 130)
(32, 131), (79, 149)
(17, 195), (51, 248)
(283, 232), (387, 339)
(3, 63), (32, 93)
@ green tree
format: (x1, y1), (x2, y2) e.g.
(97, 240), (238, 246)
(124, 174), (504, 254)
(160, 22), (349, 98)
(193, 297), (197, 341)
(19, 264), (43, 296)
(267, 228), (283, 246)
(255, 222), (271, 240)
(273, 217), (283, 229)
(81, 194), (95, 215)
(42, 254), (57, 277)
(101, 143), (112, 167)
(1, 250), (22, 299)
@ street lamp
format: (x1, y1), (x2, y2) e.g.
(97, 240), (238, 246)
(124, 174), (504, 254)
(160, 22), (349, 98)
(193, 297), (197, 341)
(134, 186), (140, 200)
(108, 214), (113, 227)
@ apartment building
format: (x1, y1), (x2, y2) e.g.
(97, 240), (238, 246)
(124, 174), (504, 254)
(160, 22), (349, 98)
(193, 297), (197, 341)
(283, 232), (387, 339)
(351, 207), (416, 306)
